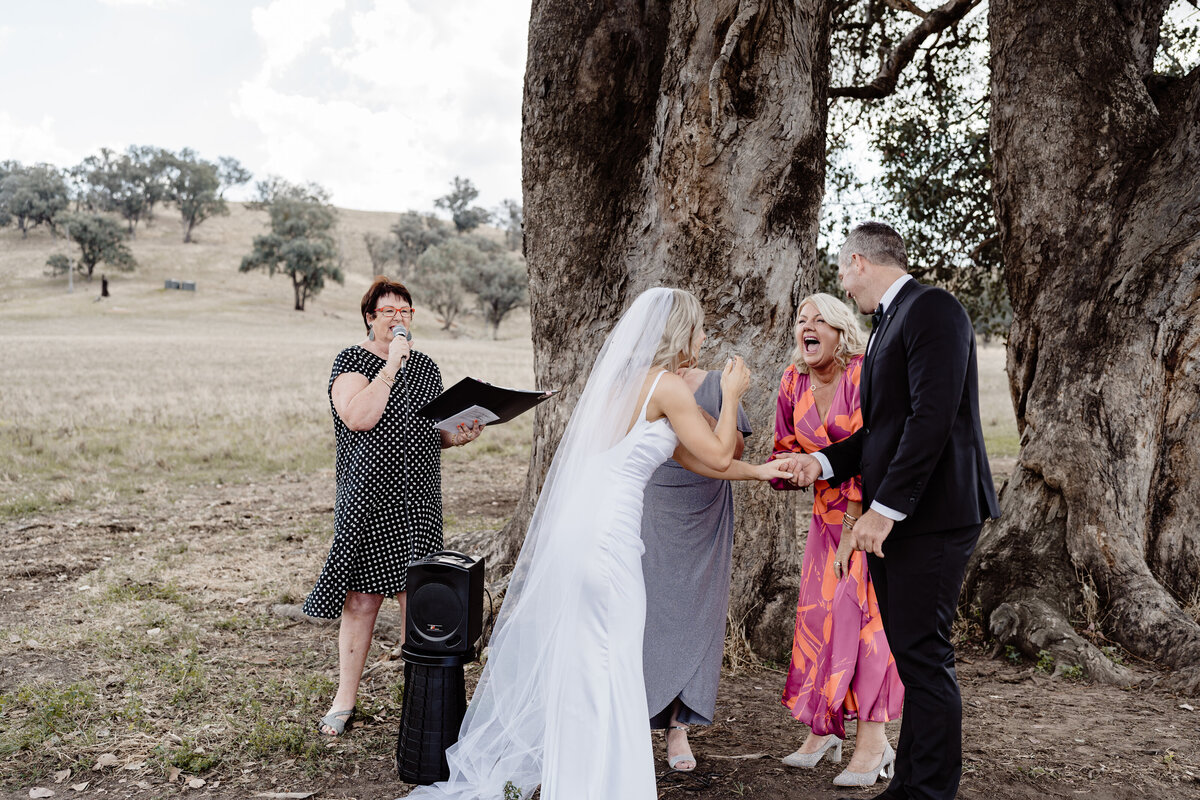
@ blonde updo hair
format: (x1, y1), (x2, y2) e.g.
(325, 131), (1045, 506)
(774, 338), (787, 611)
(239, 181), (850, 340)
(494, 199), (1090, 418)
(791, 292), (868, 373)
(653, 289), (705, 371)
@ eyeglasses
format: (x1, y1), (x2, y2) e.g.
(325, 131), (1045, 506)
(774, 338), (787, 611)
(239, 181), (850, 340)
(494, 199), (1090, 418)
(375, 306), (415, 318)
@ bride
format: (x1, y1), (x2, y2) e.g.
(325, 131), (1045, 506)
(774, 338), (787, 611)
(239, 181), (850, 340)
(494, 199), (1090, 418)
(407, 287), (789, 800)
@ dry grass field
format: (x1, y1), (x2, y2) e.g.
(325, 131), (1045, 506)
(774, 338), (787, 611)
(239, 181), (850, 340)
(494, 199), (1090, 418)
(3, 208), (1196, 800)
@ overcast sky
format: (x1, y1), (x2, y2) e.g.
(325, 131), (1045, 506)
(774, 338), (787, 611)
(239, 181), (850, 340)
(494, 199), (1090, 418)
(0, 0), (531, 213)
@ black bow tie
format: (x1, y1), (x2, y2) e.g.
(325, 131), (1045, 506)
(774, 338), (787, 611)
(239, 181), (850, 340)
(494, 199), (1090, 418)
(871, 306), (884, 328)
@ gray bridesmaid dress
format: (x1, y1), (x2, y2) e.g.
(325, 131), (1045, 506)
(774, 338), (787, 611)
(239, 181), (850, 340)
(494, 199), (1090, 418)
(641, 370), (752, 727)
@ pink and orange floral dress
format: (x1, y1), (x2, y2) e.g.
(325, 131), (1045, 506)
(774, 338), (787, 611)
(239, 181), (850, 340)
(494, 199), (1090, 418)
(770, 354), (904, 738)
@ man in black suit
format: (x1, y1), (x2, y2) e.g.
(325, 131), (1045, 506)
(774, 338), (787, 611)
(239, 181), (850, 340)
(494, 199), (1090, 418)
(787, 221), (1000, 800)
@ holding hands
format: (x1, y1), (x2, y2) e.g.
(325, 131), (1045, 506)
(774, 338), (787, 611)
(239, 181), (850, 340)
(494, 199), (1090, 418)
(769, 452), (822, 488)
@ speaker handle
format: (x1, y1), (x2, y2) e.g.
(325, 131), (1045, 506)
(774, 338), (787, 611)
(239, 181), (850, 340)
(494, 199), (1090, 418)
(424, 549), (477, 565)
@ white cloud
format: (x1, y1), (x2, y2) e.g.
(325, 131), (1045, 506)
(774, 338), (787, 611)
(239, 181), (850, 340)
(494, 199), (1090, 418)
(0, 114), (78, 167)
(234, 0), (529, 211)
(251, 0), (346, 78)
(98, 0), (181, 7)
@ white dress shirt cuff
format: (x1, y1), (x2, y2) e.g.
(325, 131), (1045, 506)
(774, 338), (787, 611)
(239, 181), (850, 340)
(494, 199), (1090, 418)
(870, 500), (907, 522)
(813, 452), (833, 481)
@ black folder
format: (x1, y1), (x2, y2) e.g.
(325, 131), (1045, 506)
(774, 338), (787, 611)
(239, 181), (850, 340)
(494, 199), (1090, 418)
(416, 377), (557, 430)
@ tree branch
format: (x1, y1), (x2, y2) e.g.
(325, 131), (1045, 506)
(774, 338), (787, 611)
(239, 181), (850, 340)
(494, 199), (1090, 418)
(829, 0), (979, 99)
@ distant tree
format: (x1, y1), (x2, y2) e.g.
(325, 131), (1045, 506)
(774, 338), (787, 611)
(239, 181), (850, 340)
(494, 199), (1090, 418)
(128, 145), (172, 225)
(165, 149), (251, 243)
(409, 238), (488, 330)
(0, 161), (14, 227)
(64, 161), (94, 213)
(363, 231), (398, 273)
(51, 213), (137, 279)
(240, 181), (343, 311)
(434, 176), (491, 233)
(497, 198), (523, 251)
(84, 148), (150, 234)
(463, 251), (529, 339)
(0, 164), (70, 237)
(390, 210), (449, 276)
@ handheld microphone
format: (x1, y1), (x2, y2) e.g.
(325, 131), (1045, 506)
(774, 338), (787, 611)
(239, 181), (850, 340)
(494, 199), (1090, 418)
(392, 324), (412, 379)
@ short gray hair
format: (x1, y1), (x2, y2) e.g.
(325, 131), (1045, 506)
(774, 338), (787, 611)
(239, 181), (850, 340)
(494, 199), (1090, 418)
(838, 221), (907, 270)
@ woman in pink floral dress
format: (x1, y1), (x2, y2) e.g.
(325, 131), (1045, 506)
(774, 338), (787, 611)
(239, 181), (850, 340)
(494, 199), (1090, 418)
(770, 293), (904, 787)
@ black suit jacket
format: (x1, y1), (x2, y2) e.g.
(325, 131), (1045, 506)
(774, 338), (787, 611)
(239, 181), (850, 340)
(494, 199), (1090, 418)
(822, 279), (1000, 537)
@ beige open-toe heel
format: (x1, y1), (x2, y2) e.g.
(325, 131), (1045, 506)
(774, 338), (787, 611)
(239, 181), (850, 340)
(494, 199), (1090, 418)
(666, 724), (696, 772)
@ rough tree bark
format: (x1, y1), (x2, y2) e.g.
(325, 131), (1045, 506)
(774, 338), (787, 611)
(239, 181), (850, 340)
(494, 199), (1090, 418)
(504, 0), (833, 657)
(965, 0), (1200, 691)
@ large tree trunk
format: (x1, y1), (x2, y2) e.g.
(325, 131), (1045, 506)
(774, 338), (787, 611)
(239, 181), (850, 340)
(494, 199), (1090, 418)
(506, 0), (832, 657)
(966, 0), (1200, 691)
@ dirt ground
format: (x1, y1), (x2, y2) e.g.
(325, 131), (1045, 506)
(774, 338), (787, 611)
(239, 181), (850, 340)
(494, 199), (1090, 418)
(2, 463), (1199, 800)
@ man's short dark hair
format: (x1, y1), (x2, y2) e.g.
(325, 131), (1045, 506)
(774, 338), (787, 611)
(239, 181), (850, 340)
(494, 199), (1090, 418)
(839, 221), (908, 270)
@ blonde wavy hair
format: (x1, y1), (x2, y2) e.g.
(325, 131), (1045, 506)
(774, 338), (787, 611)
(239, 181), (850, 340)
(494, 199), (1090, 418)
(790, 292), (867, 372)
(653, 289), (705, 371)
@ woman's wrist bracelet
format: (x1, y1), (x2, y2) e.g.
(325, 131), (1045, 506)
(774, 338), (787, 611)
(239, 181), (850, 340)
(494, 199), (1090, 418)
(376, 369), (395, 388)
(842, 512), (859, 527)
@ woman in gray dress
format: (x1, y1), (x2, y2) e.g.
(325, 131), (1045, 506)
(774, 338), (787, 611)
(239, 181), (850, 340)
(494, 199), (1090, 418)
(642, 366), (751, 772)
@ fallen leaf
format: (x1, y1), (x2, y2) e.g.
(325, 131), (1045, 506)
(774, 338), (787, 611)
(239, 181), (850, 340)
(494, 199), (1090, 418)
(254, 793), (316, 799)
(235, 597), (251, 605)
(92, 753), (119, 770)
(168, 767), (181, 783)
(29, 789), (55, 798)
(123, 761), (145, 771)
(52, 771), (70, 784)
(188, 778), (205, 789)
(69, 784), (88, 793)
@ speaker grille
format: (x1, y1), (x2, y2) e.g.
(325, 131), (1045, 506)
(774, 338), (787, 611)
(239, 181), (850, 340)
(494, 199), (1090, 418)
(409, 582), (464, 642)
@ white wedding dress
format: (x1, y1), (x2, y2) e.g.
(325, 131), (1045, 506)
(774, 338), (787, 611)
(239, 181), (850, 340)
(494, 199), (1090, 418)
(540, 374), (677, 798)
(407, 289), (682, 800)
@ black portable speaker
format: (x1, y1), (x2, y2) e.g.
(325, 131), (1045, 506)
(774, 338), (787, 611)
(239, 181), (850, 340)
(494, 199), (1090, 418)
(404, 550), (484, 658)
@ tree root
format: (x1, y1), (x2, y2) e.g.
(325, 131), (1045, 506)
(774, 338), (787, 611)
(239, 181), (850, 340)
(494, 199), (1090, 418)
(987, 597), (1136, 685)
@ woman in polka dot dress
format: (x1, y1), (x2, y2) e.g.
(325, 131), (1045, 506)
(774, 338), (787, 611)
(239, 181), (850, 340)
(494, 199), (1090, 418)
(305, 276), (484, 737)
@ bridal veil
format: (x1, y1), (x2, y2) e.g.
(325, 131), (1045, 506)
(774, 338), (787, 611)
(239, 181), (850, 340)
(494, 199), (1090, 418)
(406, 287), (678, 799)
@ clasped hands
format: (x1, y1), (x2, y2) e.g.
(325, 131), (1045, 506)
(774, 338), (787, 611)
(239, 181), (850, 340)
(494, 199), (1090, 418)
(769, 452), (893, 575)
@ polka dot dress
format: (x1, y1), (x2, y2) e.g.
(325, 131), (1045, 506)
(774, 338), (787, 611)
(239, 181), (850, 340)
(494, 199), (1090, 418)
(302, 345), (444, 619)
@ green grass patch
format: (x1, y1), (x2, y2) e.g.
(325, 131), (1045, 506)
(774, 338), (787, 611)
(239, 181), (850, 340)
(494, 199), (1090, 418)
(102, 578), (194, 609)
(984, 430), (1021, 459)
(0, 682), (98, 758)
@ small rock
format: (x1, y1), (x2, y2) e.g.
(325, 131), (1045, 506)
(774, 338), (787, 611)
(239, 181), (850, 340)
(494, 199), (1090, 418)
(29, 788), (54, 798)
(93, 753), (119, 770)
(188, 778), (206, 789)
(1180, 703), (1195, 711)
